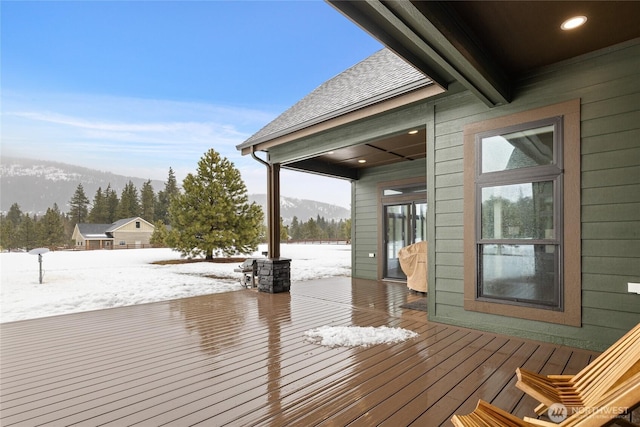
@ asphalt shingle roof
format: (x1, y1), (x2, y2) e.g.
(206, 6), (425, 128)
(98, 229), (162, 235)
(76, 218), (146, 238)
(77, 223), (112, 238)
(106, 217), (139, 232)
(239, 48), (430, 148)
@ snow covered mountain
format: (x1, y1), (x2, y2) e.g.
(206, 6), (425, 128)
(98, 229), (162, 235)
(0, 157), (350, 222)
(248, 194), (350, 224)
(0, 157), (166, 214)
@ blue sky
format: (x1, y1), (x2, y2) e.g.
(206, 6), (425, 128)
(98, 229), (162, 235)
(1, 1), (382, 208)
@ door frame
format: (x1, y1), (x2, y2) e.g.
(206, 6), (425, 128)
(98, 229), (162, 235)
(383, 200), (427, 280)
(377, 176), (427, 280)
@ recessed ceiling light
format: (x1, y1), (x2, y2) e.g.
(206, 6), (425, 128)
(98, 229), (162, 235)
(408, 130), (418, 135)
(561, 15), (587, 30)
(327, 151), (335, 155)
(358, 159), (367, 164)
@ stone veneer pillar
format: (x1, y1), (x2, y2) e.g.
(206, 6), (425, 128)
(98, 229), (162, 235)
(256, 258), (291, 293)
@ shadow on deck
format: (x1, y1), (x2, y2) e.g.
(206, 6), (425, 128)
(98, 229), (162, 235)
(1, 277), (600, 426)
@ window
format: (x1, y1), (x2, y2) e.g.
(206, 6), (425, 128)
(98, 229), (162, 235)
(135, 221), (141, 229)
(463, 100), (581, 326)
(476, 118), (562, 309)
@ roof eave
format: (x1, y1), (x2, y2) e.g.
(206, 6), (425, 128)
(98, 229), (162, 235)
(239, 81), (441, 155)
(326, 0), (512, 108)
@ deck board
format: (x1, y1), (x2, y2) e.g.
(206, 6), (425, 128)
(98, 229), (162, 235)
(0, 277), (601, 426)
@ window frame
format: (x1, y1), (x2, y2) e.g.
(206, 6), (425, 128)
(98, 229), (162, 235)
(475, 117), (563, 310)
(463, 99), (581, 326)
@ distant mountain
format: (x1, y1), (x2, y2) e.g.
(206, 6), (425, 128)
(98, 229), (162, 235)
(0, 157), (350, 223)
(248, 194), (350, 225)
(1, 157), (166, 215)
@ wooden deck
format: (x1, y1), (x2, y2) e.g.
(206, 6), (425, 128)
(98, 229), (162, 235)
(1, 277), (602, 426)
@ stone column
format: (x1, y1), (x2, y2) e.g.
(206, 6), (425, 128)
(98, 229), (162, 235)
(257, 258), (291, 293)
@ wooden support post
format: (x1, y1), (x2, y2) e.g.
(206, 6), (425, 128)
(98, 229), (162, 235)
(268, 163), (281, 259)
(250, 147), (283, 261)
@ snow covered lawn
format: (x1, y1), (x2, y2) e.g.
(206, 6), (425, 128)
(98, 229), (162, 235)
(0, 243), (351, 323)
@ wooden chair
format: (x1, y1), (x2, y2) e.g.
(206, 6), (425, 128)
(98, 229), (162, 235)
(516, 323), (640, 414)
(451, 371), (640, 427)
(451, 400), (536, 427)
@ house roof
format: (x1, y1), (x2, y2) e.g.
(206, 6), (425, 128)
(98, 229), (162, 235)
(75, 217), (153, 239)
(235, 1), (640, 180)
(76, 223), (112, 240)
(105, 217), (146, 233)
(238, 48), (431, 149)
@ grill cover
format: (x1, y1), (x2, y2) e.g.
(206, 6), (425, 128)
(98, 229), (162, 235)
(398, 241), (427, 292)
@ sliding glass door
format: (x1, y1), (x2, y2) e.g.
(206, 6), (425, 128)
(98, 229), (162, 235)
(384, 201), (427, 280)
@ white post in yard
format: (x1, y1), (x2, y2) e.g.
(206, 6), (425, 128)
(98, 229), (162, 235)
(28, 248), (50, 284)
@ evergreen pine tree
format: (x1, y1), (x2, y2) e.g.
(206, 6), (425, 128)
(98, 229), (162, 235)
(290, 216), (300, 240)
(168, 149), (263, 259)
(69, 184), (90, 225)
(6, 203), (23, 226)
(88, 187), (109, 223)
(105, 184), (119, 223)
(280, 217), (289, 241)
(303, 217), (321, 239)
(156, 167), (179, 224)
(39, 205), (67, 248)
(340, 218), (352, 241)
(18, 214), (37, 250)
(116, 181), (140, 219)
(140, 180), (156, 223)
(150, 220), (169, 247)
(0, 213), (19, 250)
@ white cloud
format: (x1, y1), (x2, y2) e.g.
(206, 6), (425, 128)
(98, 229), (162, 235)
(1, 91), (274, 177)
(1, 91), (352, 208)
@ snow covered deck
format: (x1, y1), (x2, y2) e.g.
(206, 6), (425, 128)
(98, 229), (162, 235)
(1, 277), (600, 426)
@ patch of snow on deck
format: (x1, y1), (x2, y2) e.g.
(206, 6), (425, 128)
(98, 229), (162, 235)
(304, 325), (418, 348)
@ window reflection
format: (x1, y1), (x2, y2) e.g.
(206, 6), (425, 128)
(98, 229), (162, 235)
(482, 125), (554, 173)
(479, 244), (558, 306)
(481, 181), (554, 240)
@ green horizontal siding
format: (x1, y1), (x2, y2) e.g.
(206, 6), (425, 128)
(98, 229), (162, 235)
(270, 40), (639, 351)
(582, 128), (640, 154)
(582, 239), (640, 258)
(582, 165), (640, 187)
(427, 40), (640, 350)
(353, 159), (427, 280)
(436, 278), (464, 293)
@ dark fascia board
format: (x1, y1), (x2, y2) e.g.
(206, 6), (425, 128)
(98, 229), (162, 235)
(327, 0), (451, 89)
(283, 159), (358, 181)
(327, 0), (511, 107)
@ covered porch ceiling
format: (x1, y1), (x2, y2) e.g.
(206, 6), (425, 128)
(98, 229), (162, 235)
(279, 1), (640, 180)
(285, 127), (427, 180)
(329, 0), (640, 107)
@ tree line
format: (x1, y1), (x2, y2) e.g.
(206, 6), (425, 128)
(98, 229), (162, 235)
(0, 150), (265, 258)
(1, 149), (350, 254)
(68, 168), (180, 226)
(1, 168), (180, 251)
(285, 215), (351, 241)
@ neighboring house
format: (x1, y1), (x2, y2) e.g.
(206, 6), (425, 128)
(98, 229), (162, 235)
(71, 223), (114, 250)
(72, 217), (155, 250)
(237, 2), (640, 351)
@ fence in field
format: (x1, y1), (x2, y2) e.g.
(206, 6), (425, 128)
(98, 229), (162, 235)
(284, 239), (350, 245)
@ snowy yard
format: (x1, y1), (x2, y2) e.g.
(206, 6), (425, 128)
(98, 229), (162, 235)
(0, 244), (351, 323)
